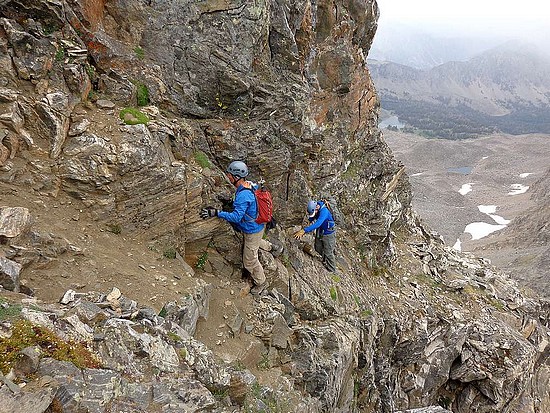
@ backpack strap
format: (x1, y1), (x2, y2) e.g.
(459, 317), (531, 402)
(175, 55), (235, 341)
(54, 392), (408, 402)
(242, 186), (258, 222)
(320, 201), (336, 226)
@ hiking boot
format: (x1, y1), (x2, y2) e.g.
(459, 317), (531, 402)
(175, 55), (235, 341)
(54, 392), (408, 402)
(271, 243), (284, 258)
(250, 282), (268, 296)
(323, 264), (336, 273)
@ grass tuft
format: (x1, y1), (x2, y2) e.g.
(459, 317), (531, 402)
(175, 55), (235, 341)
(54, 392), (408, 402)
(136, 83), (150, 107)
(134, 46), (144, 59)
(329, 286), (338, 301)
(106, 223), (122, 234)
(194, 151), (211, 168)
(0, 299), (22, 320)
(163, 247), (177, 259)
(119, 107), (149, 125)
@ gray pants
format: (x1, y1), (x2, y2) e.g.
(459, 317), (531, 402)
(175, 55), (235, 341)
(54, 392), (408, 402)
(314, 230), (336, 272)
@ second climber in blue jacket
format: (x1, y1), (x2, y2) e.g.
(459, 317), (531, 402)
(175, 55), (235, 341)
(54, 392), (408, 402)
(293, 200), (337, 272)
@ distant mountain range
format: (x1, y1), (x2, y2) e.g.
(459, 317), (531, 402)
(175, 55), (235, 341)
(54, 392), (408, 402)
(369, 24), (505, 70)
(369, 41), (550, 138)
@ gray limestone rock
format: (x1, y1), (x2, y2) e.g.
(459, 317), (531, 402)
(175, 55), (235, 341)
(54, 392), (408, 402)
(161, 282), (212, 335)
(0, 206), (31, 238)
(68, 118), (90, 136)
(0, 18), (56, 81)
(14, 346), (42, 378)
(0, 256), (21, 291)
(270, 313), (293, 349)
(0, 386), (55, 413)
(35, 92), (71, 158)
(96, 99), (115, 109)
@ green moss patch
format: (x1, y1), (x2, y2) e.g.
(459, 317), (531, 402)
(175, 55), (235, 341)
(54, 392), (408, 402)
(0, 320), (101, 374)
(0, 299), (22, 320)
(136, 83), (150, 106)
(194, 151), (211, 168)
(119, 107), (149, 125)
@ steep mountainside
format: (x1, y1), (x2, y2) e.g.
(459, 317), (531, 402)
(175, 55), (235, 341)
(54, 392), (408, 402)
(383, 130), (550, 298)
(471, 169), (550, 296)
(369, 43), (550, 137)
(1, 1), (549, 413)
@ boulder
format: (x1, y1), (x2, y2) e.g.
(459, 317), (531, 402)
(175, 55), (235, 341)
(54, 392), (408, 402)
(0, 206), (31, 238)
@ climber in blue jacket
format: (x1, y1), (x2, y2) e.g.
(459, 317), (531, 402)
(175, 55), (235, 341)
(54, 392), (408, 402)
(294, 200), (337, 272)
(200, 161), (281, 295)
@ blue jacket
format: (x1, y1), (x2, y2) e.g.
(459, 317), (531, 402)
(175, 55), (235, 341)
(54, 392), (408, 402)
(304, 201), (335, 235)
(217, 183), (264, 234)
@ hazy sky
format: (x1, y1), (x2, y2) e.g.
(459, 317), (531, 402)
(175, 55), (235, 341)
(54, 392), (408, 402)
(376, 0), (550, 39)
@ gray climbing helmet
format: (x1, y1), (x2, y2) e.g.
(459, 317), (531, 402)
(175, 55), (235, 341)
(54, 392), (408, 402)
(307, 200), (317, 215)
(226, 160), (249, 178)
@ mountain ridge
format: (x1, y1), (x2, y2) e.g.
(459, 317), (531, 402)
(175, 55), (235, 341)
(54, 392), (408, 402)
(369, 43), (550, 137)
(369, 22), (508, 70)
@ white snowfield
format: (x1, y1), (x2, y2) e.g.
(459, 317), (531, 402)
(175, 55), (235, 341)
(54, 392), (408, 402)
(453, 172), (531, 250)
(508, 183), (529, 195)
(459, 183), (473, 195)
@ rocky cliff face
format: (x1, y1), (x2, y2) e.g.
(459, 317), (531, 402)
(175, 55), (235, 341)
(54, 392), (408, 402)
(1, 1), (549, 412)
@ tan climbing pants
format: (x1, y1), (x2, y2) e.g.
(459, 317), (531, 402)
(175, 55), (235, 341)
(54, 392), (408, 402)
(243, 229), (269, 285)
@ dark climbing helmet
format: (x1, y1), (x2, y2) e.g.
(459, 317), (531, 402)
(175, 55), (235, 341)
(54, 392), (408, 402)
(307, 200), (317, 216)
(226, 161), (249, 179)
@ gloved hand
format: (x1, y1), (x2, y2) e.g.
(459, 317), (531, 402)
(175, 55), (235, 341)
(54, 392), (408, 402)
(293, 228), (305, 239)
(200, 207), (218, 219)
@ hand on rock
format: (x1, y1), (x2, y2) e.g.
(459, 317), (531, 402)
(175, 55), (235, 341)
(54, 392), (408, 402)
(200, 207), (218, 219)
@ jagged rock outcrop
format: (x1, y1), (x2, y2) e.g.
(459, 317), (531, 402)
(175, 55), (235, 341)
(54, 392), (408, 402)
(0, 1), (549, 413)
(0, 287), (319, 412)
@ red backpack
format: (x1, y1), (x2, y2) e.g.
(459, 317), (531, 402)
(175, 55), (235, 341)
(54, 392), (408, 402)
(252, 186), (273, 224)
(244, 183), (273, 224)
